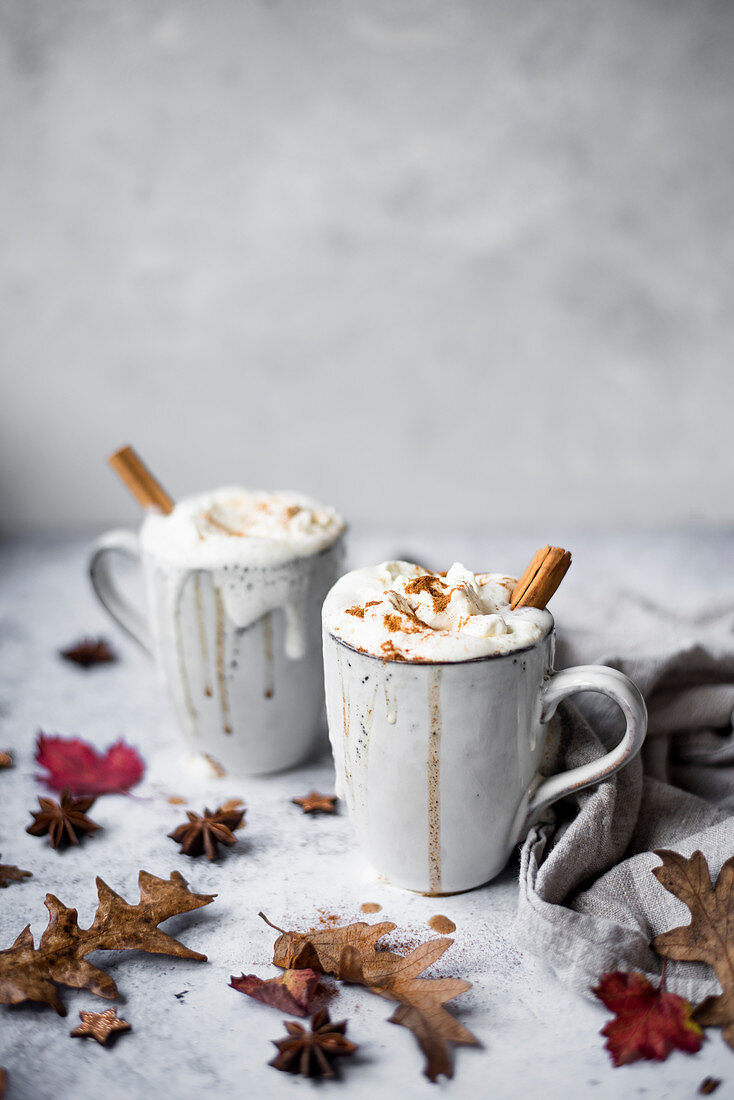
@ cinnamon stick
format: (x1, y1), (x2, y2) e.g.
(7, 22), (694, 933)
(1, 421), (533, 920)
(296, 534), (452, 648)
(108, 445), (174, 514)
(510, 545), (571, 610)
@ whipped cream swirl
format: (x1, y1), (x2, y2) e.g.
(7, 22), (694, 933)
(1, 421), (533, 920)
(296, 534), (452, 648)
(323, 561), (551, 661)
(141, 487), (346, 568)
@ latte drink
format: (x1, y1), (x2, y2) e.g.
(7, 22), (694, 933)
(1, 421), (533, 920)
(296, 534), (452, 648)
(90, 488), (346, 775)
(323, 561), (646, 893)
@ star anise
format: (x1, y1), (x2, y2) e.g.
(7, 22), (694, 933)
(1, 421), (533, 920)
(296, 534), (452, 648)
(168, 804), (245, 861)
(291, 791), (338, 814)
(269, 1009), (358, 1077)
(60, 637), (117, 668)
(70, 1007), (131, 1045)
(26, 789), (100, 849)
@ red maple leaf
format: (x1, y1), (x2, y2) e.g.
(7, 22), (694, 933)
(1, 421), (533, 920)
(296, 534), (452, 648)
(229, 969), (321, 1017)
(593, 971), (704, 1066)
(35, 733), (145, 796)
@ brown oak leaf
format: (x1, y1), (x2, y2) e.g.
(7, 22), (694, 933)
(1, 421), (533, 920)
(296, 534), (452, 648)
(0, 856), (32, 888)
(262, 914), (477, 1081)
(653, 850), (734, 1050)
(70, 1007), (131, 1044)
(592, 970), (703, 1066)
(0, 870), (215, 1015)
(230, 968), (321, 1017)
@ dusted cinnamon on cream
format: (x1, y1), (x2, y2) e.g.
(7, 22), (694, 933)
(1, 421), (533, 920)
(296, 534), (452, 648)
(323, 561), (551, 662)
(141, 488), (345, 569)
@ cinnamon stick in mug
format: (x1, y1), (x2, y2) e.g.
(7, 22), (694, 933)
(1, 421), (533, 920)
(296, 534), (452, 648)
(108, 445), (174, 514)
(511, 546), (571, 610)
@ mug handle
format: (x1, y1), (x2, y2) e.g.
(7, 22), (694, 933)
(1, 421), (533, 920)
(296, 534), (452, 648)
(525, 664), (647, 819)
(88, 529), (152, 654)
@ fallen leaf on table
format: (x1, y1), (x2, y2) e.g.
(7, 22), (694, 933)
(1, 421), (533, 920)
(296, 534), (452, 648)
(230, 968), (321, 1017)
(291, 791), (338, 814)
(168, 804), (246, 861)
(653, 849), (734, 1050)
(59, 637), (117, 668)
(262, 913), (476, 1081)
(26, 789), (100, 850)
(36, 733), (144, 796)
(70, 1007), (131, 1044)
(0, 752), (12, 770)
(0, 856), (32, 888)
(0, 870), (215, 1015)
(269, 1008), (357, 1077)
(592, 970), (703, 1066)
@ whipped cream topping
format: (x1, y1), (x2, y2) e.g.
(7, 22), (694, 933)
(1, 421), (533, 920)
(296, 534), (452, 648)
(141, 487), (345, 568)
(323, 561), (551, 661)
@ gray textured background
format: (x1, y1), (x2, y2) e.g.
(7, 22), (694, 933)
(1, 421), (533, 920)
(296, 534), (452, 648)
(2, 0), (733, 535)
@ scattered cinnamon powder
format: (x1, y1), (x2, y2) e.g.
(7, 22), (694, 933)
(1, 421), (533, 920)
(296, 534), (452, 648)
(360, 902), (382, 914)
(284, 505), (302, 520)
(380, 640), (406, 661)
(364, 600), (381, 609)
(403, 574), (452, 614)
(383, 614), (404, 633)
(345, 606), (365, 619)
(428, 915), (456, 934)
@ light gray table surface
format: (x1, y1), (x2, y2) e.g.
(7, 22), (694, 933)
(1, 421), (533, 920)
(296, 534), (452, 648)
(1, 529), (732, 1099)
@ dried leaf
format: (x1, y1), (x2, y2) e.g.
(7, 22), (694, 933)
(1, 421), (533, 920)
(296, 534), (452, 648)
(70, 1007), (131, 1044)
(0, 856), (32, 888)
(593, 971), (703, 1066)
(263, 914), (476, 1081)
(60, 637), (117, 668)
(36, 733), (144, 796)
(0, 870), (215, 1015)
(291, 791), (338, 814)
(653, 850), (734, 1049)
(230, 968), (321, 1017)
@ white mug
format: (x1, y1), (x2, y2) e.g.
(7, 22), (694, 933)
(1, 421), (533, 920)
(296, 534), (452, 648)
(90, 526), (345, 775)
(323, 622), (647, 894)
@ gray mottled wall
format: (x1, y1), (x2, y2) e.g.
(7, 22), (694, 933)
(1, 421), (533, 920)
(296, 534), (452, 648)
(2, 0), (733, 535)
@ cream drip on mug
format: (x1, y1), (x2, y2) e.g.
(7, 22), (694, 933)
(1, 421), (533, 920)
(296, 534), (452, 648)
(141, 488), (346, 661)
(323, 561), (551, 661)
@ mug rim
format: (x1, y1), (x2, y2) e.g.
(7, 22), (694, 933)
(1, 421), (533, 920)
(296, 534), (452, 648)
(325, 614), (554, 667)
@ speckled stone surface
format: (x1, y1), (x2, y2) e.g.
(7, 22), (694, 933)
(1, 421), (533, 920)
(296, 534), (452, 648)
(1, 531), (732, 1098)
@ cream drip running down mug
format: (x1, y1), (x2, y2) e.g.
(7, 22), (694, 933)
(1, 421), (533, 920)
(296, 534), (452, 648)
(322, 561), (647, 894)
(89, 487), (346, 776)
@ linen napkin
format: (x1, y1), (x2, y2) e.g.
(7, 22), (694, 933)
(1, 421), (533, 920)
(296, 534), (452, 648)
(513, 591), (734, 1002)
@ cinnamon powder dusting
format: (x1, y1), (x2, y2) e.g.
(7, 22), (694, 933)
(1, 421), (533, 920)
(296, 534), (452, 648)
(403, 574), (451, 614)
(345, 606), (365, 619)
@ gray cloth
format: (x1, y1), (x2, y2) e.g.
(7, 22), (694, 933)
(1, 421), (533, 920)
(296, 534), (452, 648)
(513, 591), (734, 1002)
